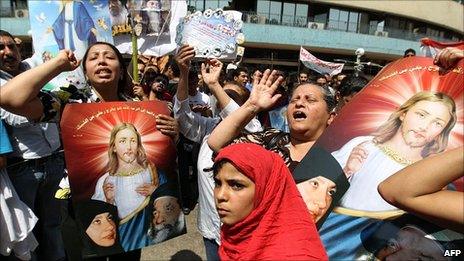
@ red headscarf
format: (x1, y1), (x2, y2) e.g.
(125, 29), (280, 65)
(214, 143), (327, 260)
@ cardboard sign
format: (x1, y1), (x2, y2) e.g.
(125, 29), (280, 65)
(60, 101), (185, 256)
(176, 9), (244, 60)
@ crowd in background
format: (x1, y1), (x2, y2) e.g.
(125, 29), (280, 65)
(1, 26), (463, 261)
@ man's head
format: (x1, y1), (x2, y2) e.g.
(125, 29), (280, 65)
(149, 196), (183, 243)
(107, 123), (148, 174)
(336, 74), (368, 108)
(0, 30), (21, 76)
(108, 0), (123, 16)
(299, 71), (308, 83)
(232, 67), (249, 88)
(373, 92), (456, 157)
(404, 48), (416, 58)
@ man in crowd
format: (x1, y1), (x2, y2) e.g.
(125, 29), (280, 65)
(232, 66), (249, 89)
(404, 48), (416, 57)
(0, 30), (66, 260)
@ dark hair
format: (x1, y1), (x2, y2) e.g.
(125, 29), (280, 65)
(291, 81), (338, 113)
(232, 66), (248, 78)
(0, 30), (15, 41)
(404, 48), (416, 57)
(338, 74), (368, 97)
(167, 55), (180, 77)
(82, 42), (127, 96)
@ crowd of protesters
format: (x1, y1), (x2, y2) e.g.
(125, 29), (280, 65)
(1, 26), (463, 261)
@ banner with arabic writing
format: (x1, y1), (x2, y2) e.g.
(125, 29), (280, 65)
(60, 101), (185, 257)
(299, 46), (344, 76)
(313, 55), (463, 259)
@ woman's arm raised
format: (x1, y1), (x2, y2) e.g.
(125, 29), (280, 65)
(207, 69), (283, 152)
(0, 49), (79, 120)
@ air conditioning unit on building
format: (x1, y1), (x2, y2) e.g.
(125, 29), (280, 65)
(308, 22), (325, 30)
(14, 9), (29, 18)
(375, 30), (389, 37)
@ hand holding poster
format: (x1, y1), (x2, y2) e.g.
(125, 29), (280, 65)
(60, 101), (186, 257)
(310, 55), (463, 259)
(176, 9), (245, 60)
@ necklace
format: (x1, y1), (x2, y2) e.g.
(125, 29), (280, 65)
(115, 167), (144, 177)
(375, 143), (413, 165)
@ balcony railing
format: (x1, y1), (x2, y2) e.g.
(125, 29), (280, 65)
(242, 11), (461, 43)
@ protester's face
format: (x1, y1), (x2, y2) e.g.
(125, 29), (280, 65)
(214, 162), (255, 226)
(234, 71), (249, 87)
(399, 100), (451, 148)
(113, 128), (139, 164)
(287, 84), (332, 139)
(85, 212), (117, 247)
(316, 77), (327, 85)
(0, 35), (21, 74)
(151, 77), (166, 92)
(299, 73), (308, 83)
(85, 44), (121, 88)
(376, 227), (445, 260)
(297, 176), (336, 222)
(188, 73), (199, 91)
(338, 92), (358, 108)
(404, 52), (415, 58)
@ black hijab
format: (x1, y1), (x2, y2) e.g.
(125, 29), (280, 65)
(292, 146), (350, 228)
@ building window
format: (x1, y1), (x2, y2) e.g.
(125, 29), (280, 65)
(282, 2), (295, 26)
(188, 0), (229, 11)
(269, 1), (282, 24)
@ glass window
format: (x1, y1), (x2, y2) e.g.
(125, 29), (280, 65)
(205, 0), (218, 10)
(0, 0), (13, 17)
(189, 0), (204, 11)
(295, 4), (308, 27)
(328, 8), (340, 29)
(269, 1), (282, 24)
(282, 2), (295, 26)
(348, 12), (359, 32)
(339, 10), (349, 30)
(257, 0), (270, 17)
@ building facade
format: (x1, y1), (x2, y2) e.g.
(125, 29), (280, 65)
(1, 0), (463, 70)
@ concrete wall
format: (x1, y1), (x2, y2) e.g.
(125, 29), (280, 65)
(314, 0), (464, 33)
(242, 23), (420, 60)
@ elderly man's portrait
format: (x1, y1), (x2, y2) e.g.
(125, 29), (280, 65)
(109, 0), (129, 27)
(357, 215), (463, 261)
(146, 183), (186, 244)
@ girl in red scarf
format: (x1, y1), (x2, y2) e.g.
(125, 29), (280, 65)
(213, 143), (327, 260)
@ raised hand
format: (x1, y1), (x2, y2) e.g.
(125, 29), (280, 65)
(201, 59), (223, 87)
(135, 183), (156, 197)
(246, 69), (284, 112)
(434, 47), (464, 71)
(343, 142), (369, 178)
(55, 49), (80, 72)
(103, 177), (115, 204)
(175, 45), (195, 73)
(133, 82), (148, 100)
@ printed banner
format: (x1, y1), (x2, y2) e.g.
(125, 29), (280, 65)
(28, 0), (114, 90)
(111, 0), (187, 57)
(176, 9), (244, 60)
(299, 46), (344, 76)
(60, 101), (186, 256)
(312, 56), (464, 259)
